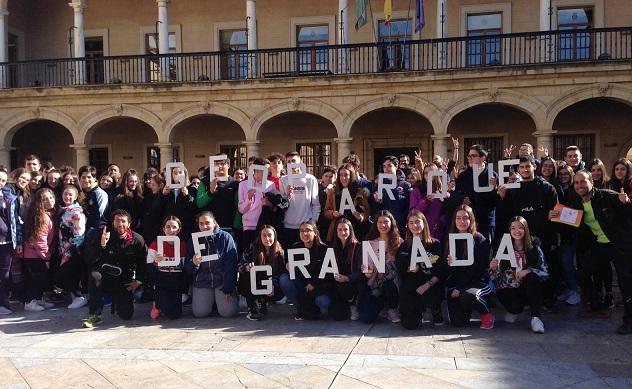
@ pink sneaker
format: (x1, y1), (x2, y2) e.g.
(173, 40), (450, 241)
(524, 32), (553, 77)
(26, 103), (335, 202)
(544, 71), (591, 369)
(480, 312), (494, 330)
(150, 306), (160, 320)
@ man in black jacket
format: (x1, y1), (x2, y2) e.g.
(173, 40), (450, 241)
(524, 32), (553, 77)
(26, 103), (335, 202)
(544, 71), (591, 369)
(559, 171), (632, 334)
(83, 209), (147, 328)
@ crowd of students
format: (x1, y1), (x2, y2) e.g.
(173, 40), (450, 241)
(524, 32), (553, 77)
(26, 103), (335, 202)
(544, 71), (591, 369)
(0, 142), (630, 336)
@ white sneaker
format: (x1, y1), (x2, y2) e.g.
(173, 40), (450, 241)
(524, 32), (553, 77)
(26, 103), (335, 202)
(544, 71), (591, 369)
(68, 296), (87, 309)
(565, 291), (581, 305)
(275, 296), (287, 305)
(557, 289), (572, 302)
(0, 306), (12, 315)
(37, 300), (55, 309)
(25, 300), (45, 312)
(350, 305), (359, 321)
(504, 312), (518, 324)
(531, 317), (545, 334)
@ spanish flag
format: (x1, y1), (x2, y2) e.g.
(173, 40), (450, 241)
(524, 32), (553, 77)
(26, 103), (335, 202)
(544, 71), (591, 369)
(384, 0), (393, 25)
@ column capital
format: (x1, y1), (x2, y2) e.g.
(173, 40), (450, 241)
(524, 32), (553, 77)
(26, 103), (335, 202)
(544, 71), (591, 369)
(430, 133), (451, 140)
(69, 143), (89, 150)
(532, 129), (557, 137)
(155, 142), (173, 148)
(68, 1), (87, 11)
(333, 137), (353, 144)
(0, 10), (9, 17)
(156, 0), (170, 6)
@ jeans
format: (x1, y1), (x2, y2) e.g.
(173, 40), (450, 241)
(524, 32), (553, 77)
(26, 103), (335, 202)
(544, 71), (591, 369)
(560, 243), (578, 292)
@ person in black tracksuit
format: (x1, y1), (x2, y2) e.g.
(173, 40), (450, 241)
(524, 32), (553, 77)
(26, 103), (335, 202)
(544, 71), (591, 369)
(563, 171), (632, 334)
(445, 205), (493, 328)
(330, 218), (363, 321)
(161, 170), (198, 242)
(396, 210), (447, 330)
(238, 226), (286, 321)
(83, 209), (147, 326)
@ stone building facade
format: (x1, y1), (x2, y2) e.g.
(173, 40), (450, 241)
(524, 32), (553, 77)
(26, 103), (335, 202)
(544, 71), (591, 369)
(0, 0), (630, 176)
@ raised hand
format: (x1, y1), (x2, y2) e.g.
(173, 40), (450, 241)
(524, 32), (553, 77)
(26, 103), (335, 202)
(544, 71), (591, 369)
(100, 227), (110, 248)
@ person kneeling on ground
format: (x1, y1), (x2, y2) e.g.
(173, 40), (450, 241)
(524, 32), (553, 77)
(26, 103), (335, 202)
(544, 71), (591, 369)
(83, 209), (147, 328)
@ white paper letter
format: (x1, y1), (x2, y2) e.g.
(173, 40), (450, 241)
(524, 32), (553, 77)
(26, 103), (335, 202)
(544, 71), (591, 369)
(473, 163), (494, 193)
(319, 248), (340, 279)
(208, 154), (229, 182)
(156, 235), (181, 267)
(250, 265), (273, 296)
(426, 169), (449, 201)
(498, 159), (521, 189)
(165, 162), (186, 189)
(495, 233), (518, 268)
(448, 233), (475, 267)
(191, 231), (219, 263)
(338, 188), (357, 214)
(247, 164), (269, 192)
(377, 173), (397, 201)
(410, 236), (433, 270)
(287, 163), (307, 180)
(287, 248), (311, 280)
(362, 240), (385, 274)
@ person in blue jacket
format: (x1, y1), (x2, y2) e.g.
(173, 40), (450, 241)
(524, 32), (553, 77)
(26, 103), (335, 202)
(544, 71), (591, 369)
(185, 211), (238, 318)
(0, 167), (23, 315)
(371, 155), (411, 233)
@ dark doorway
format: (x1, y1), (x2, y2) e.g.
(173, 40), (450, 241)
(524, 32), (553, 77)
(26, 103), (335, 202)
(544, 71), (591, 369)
(373, 147), (417, 177)
(85, 37), (104, 84)
(89, 147), (109, 176)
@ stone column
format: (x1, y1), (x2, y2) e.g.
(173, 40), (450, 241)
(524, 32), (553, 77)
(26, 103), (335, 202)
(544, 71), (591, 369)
(0, 7), (8, 89)
(243, 140), (261, 160)
(436, 0), (448, 68)
(70, 144), (90, 168)
(246, 0), (257, 77)
(157, 0), (170, 81)
(157, 142), (174, 169)
(0, 146), (10, 168)
(68, 1), (87, 84)
(533, 130), (557, 158)
(334, 137), (352, 165)
(338, 0), (349, 73)
(431, 134), (451, 161)
(540, 0), (552, 62)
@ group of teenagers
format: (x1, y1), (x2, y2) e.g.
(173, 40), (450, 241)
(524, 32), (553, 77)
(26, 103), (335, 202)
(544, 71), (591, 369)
(0, 140), (631, 336)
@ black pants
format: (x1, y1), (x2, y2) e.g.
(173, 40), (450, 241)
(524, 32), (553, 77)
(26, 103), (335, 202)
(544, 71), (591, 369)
(329, 282), (359, 321)
(447, 285), (492, 326)
(0, 243), (13, 308)
(88, 270), (134, 320)
(357, 279), (399, 324)
(153, 270), (186, 320)
(238, 271), (285, 307)
(22, 258), (48, 302)
(496, 272), (543, 317)
(579, 243), (632, 323)
(54, 255), (83, 294)
(399, 284), (443, 330)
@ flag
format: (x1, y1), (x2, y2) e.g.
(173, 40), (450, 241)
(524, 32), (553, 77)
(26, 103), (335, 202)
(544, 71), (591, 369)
(415, 0), (425, 32)
(384, 0), (393, 25)
(355, 0), (368, 30)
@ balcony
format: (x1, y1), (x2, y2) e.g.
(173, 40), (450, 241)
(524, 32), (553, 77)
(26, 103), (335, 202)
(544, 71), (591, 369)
(1, 27), (630, 89)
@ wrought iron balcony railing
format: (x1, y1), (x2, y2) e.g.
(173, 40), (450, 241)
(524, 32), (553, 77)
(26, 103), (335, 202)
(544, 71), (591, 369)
(1, 27), (630, 89)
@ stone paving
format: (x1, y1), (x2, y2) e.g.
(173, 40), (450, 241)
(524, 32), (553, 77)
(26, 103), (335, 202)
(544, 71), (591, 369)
(1, 301), (632, 389)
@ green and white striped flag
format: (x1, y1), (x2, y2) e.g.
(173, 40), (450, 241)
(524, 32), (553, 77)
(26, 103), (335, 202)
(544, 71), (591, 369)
(355, 0), (368, 30)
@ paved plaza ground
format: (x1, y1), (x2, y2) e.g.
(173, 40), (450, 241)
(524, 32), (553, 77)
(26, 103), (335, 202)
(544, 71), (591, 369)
(1, 301), (631, 389)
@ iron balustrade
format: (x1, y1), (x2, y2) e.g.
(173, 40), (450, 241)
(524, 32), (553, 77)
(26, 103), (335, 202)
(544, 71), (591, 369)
(0, 27), (630, 89)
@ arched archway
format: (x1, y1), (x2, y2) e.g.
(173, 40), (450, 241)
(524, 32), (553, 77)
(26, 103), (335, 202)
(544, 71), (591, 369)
(10, 120), (75, 169)
(259, 112), (337, 176)
(553, 98), (632, 166)
(447, 103), (537, 163)
(164, 102), (250, 142)
(349, 107), (434, 177)
(171, 114), (247, 173)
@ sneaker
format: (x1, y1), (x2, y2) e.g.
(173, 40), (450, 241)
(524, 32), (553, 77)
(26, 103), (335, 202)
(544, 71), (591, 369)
(531, 317), (545, 334)
(387, 309), (401, 323)
(604, 294), (615, 309)
(37, 299), (55, 309)
(150, 306), (161, 320)
(565, 291), (581, 305)
(557, 289), (572, 302)
(275, 296), (287, 305)
(246, 308), (263, 321)
(504, 312), (518, 324)
(68, 296), (87, 309)
(24, 300), (45, 312)
(432, 308), (444, 326)
(480, 312), (494, 330)
(82, 314), (102, 328)
(617, 323), (632, 335)
(0, 306), (13, 315)
(350, 305), (360, 321)
(181, 293), (189, 304)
